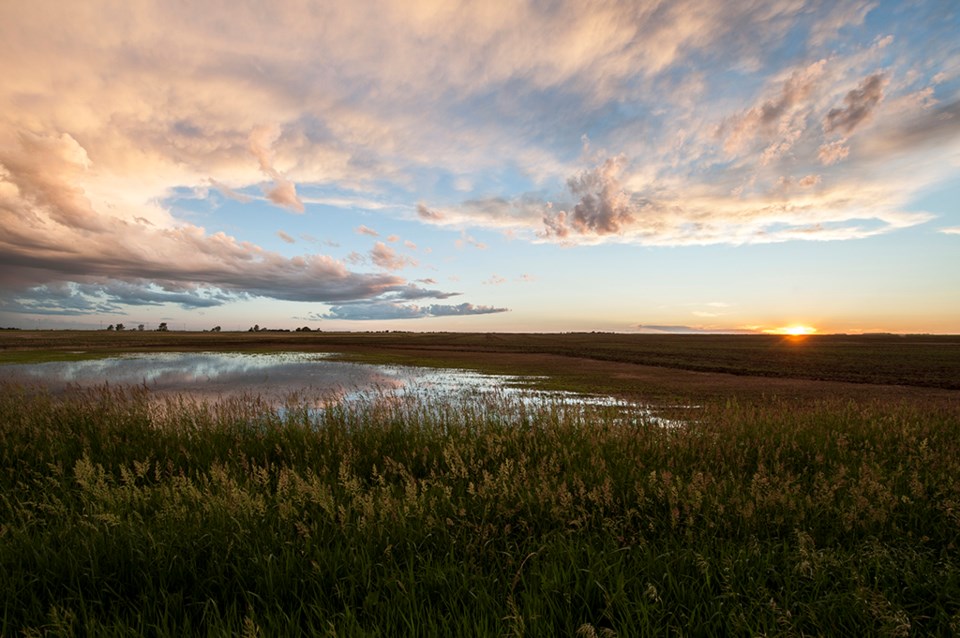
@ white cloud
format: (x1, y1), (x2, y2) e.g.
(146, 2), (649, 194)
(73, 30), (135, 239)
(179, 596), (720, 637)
(818, 140), (850, 165)
(0, 132), (455, 307)
(808, 0), (878, 47)
(636, 324), (758, 334)
(1, 0), (957, 323)
(370, 241), (416, 271)
(249, 126), (305, 213)
(455, 231), (487, 250)
(323, 301), (508, 321)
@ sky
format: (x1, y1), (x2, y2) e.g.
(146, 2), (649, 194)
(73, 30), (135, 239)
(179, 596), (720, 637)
(1, 0), (958, 334)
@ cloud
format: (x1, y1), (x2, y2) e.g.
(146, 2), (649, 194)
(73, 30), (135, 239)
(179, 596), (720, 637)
(209, 179), (253, 203)
(436, 41), (960, 245)
(564, 155), (634, 235)
(720, 61), (825, 158)
(1, 283), (123, 316)
(370, 241), (416, 271)
(686, 301), (730, 318)
(300, 195), (397, 211)
(323, 301), (508, 321)
(248, 126), (304, 213)
(818, 140), (850, 165)
(534, 148), (935, 244)
(808, 0), (877, 47)
(823, 73), (888, 135)
(417, 203), (446, 221)
(0, 132), (462, 309)
(265, 180), (305, 213)
(276, 230), (296, 244)
(447, 132), (938, 245)
(861, 100), (960, 156)
(2, 281), (237, 316)
(483, 274), (507, 285)
(0, 132), (106, 233)
(355, 225), (379, 237)
(1, 0), (957, 325)
(940, 227), (960, 235)
(375, 284), (460, 302)
(455, 231), (487, 250)
(636, 324), (758, 334)
(428, 303), (508, 317)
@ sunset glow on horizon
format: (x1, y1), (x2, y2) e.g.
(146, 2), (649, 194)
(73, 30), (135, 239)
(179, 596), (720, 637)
(766, 325), (819, 337)
(1, 2), (958, 333)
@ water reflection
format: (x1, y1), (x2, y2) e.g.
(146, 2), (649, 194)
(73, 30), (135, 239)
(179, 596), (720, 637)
(0, 352), (681, 426)
(0, 352), (391, 400)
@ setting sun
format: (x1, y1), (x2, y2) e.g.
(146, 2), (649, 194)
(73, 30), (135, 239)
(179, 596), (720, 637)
(767, 325), (818, 336)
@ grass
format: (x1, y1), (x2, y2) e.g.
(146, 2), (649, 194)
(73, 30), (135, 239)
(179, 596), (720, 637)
(3, 331), (959, 389)
(2, 383), (959, 636)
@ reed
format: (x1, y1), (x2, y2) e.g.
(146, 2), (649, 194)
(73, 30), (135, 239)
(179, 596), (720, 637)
(1, 383), (958, 636)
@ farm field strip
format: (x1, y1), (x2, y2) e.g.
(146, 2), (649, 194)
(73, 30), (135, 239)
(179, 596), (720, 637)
(1, 331), (958, 635)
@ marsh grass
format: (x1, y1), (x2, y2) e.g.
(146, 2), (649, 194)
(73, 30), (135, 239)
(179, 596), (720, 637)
(1, 383), (959, 636)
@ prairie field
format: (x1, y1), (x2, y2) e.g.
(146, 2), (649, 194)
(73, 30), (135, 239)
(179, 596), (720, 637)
(1, 332), (958, 636)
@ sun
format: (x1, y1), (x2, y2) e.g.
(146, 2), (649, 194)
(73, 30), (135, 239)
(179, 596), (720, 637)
(766, 325), (818, 336)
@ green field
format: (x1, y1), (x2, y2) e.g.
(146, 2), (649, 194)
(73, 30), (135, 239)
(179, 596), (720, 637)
(1, 332), (959, 635)
(3, 330), (960, 394)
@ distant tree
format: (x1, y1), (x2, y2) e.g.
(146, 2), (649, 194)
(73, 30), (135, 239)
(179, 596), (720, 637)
(252, 324), (260, 332)
(301, 326), (312, 332)
(106, 324), (114, 331)
(115, 323), (125, 331)
(138, 324), (144, 331)
(211, 326), (221, 332)
(157, 322), (168, 332)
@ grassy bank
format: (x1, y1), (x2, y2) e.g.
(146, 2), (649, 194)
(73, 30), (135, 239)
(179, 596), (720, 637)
(2, 385), (959, 635)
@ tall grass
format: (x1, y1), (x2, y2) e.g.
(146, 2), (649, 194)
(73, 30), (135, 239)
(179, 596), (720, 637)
(1, 383), (959, 636)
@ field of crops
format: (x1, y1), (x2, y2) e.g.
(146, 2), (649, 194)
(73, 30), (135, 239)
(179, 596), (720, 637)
(2, 382), (959, 635)
(3, 330), (959, 390)
(2, 331), (959, 635)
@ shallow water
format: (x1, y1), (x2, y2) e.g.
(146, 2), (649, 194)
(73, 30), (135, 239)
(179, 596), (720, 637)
(0, 351), (595, 404)
(0, 351), (681, 426)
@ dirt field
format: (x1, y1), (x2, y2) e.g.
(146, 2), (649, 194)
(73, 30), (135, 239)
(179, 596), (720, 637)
(2, 330), (957, 403)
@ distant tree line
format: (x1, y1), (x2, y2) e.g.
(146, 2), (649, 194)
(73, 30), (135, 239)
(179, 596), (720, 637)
(98, 323), (317, 333)
(105, 322), (169, 332)
(247, 325), (316, 332)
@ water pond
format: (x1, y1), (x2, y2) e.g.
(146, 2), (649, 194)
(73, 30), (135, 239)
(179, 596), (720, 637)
(0, 352), (592, 404)
(0, 351), (682, 426)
